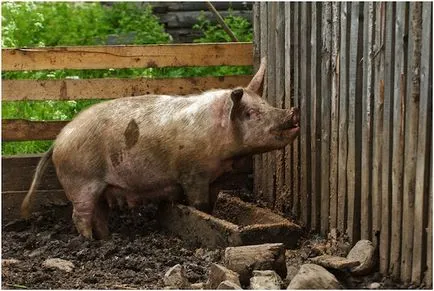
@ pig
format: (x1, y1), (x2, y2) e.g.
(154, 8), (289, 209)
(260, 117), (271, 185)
(21, 57), (300, 239)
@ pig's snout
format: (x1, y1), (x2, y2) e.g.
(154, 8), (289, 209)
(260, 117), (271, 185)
(277, 107), (300, 130)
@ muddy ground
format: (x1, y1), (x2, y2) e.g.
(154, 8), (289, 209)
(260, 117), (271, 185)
(2, 202), (408, 289)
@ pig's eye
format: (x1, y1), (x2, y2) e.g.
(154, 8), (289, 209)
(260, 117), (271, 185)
(245, 108), (258, 120)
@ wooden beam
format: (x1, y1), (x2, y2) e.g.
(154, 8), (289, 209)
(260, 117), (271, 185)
(2, 75), (252, 101)
(2, 119), (67, 141)
(2, 43), (253, 71)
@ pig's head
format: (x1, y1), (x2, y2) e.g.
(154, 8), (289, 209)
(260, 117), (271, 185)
(228, 57), (300, 155)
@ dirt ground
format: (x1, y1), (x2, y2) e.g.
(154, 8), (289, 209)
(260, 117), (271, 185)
(1, 203), (412, 289)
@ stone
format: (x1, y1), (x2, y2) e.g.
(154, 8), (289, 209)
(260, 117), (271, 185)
(346, 240), (376, 276)
(191, 282), (205, 289)
(286, 265), (299, 282)
(206, 263), (241, 289)
(369, 282), (381, 289)
(42, 258), (74, 272)
(287, 264), (342, 289)
(250, 270), (283, 290)
(2, 259), (21, 267)
(163, 264), (190, 289)
(217, 280), (242, 289)
(309, 255), (360, 270)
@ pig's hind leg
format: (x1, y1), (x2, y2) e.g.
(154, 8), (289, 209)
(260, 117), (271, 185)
(63, 179), (107, 239)
(92, 195), (110, 239)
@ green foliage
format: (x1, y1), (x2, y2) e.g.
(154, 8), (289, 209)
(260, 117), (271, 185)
(2, 2), (253, 155)
(193, 9), (253, 43)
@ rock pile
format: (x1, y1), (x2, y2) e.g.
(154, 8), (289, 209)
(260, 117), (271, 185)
(163, 237), (378, 289)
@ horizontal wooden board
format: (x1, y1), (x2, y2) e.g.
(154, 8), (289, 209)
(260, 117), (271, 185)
(2, 119), (67, 141)
(2, 75), (252, 101)
(2, 43), (253, 71)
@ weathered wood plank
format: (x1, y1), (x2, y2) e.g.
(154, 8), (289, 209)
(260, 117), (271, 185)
(2, 75), (252, 101)
(320, 2), (332, 235)
(347, 2), (363, 243)
(380, 1), (395, 276)
(337, 2), (350, 233)
(390, 2), (408, 279)
(299, 2), (312, 228)
(2, 119), (67, 141)
(401, 2), (422, 283)
(274, 1), (286, 212)
(361, 2), (375, 241)
(253, 2), (262, 198)
(292, 3), (300, 219)
(426, 176), (433, 287)
(412, 3), (432, 284)
(329, 2), (340, 230)
(310, 2), (322, 232)
(283, 2), (293, 215)
(2, 43), (253, 71)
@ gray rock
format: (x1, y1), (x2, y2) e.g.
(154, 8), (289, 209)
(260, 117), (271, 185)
(191, 282), (205, 289)
(163, 264), (190, 289)
(286, 265), (299, 282)
(369, 282), (381, 289)
(250, 270), (283, 290)
(2, 259), (21, 267)
(206, 263), (241, 289)
(346, 240), (376, 276)
(309, 255), (360, 270)
(287, 264), (342, 289)
(42, 258), (74, 272)
(217, 280), (243, 289)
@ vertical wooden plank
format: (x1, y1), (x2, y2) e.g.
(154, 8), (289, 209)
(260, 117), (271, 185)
(361, 2), (375, 241)
(329, 2), (341, 230)
(266, 1), (277, 208)
(310, 2), (322, 232)
(299, 2), (312, 228)
(401, 2), (422, 283)
(338, 2), (350, 233)
(284, 3), (293, 215)
(347, 2), (363, 243)
(259, 1), (268, 204)
(372, 1), (386, 246)
(320, 2), (332, 235)
(274, 1), (286, 212)
(390, 2), (408, 279)
(412, 2), (432, 284)
(380, 2), (396, 275)
(426, 176), (433, 287)
(253, 2), (262, 198)
(292, 3), (301, 219)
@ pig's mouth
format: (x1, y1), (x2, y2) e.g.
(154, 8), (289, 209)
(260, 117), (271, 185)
(270, 108), (300, 140)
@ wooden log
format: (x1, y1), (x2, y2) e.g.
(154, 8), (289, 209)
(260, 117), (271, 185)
(360, 2), (375, 241)
(2, 75), (252, 101)
(337, 2), (350, 234)
(401, 2), (422, 283)
(390, 2), (408, 279)
(412, 3), (432, 284)
(320, 2), (332, 235)
(224, 243), (287, 286)
(329, 2), (340, 230)
(379, 1), (396, 276)
(2, 43), (253, 71)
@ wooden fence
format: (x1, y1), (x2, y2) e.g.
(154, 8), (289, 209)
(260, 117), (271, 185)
(1, 42), (253, 218)
(253, 2), (432, 286)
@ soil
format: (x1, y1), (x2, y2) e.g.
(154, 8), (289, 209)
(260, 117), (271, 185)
(2, 202), (414, 290)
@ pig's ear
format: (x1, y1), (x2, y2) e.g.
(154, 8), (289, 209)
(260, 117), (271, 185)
(230, 88), (243, 120)
(247, 57), (266, 96)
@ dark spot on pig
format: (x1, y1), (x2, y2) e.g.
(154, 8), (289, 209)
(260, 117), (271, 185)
(179, 145), (184, 150)
(124, 119), (140, 149)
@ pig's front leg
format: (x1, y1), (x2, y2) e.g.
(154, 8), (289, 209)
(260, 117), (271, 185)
(180, 172), (211, 212)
